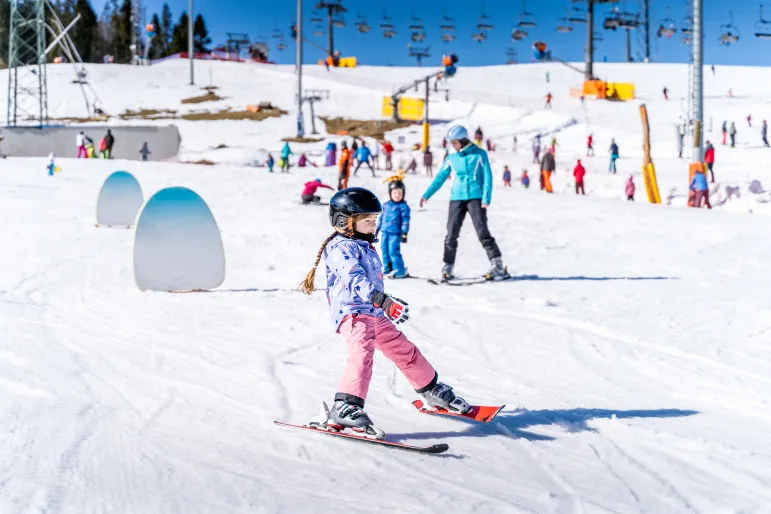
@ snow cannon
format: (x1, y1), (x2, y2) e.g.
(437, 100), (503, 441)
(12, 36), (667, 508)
(532, 41), (551, 61)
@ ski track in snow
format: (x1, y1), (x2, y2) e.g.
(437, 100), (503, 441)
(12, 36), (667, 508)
(1, 61), (771, 513)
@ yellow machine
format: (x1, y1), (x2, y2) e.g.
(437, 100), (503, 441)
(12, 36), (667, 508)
(381, 96), (425, 121)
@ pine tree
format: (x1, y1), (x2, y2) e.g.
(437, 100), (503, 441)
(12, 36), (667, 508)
(193, 14), (211, 53)
(160, 3), (173, 56)
(169, 11), (188, 55)
(112, 0), (132, 63)
(71, 0), (98, 62)
(0, 0), (10, 66)
(147, 13), (164, 59)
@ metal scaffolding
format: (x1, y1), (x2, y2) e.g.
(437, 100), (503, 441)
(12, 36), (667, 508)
(6, 0), (48, 127)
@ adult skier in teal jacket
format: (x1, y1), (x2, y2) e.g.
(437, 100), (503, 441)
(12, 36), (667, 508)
(420, 125), (509, 281)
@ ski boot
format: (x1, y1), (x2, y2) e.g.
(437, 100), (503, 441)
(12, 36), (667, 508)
(323, 400), (386, 439)
(441, 263), (455, 281)
(421, 382), (471, 414)
(484, 257), (510, 281)
(382, 264), (393, 276)
(392, 269), (409, 279)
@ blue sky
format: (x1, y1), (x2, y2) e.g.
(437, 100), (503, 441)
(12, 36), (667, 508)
(135, 0), (765, 66)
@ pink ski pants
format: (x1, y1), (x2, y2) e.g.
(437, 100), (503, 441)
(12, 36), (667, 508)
(337, 314), (435, 402)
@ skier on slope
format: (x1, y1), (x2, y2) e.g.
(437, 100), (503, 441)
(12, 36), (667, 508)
(299, 188), (471, 436)
(540, 148), (556, 193)
(301, 178), (334, 204)
(729, 122), (737, 148)
(573, 159), (586, 195)
(280, 142), (292, 173)
(353, 141), (375, 177)
(76, 131), (87, 158)
(474, 126), (484, 147)
(704, 141), (716, 183)
(376, 180), (411, 279)
(337, 142), (352, 190)
(419, 125), (509, 281)
(609, 139), (620, 173)
(762, 120), (769, 147)
(587, 134), (595, 156)
(502, 165), (512, 187)
(721, 121), (728, 145)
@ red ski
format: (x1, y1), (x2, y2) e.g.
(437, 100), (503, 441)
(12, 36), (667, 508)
(274, 421), (449, 455)
(412, 400), (505, 423)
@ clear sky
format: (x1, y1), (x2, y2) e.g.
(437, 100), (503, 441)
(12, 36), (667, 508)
(135, 0), (766, 67)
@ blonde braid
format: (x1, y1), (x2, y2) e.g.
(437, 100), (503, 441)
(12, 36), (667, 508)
(299, 233), (337, 295)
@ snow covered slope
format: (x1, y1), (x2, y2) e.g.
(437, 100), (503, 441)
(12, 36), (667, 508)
(1, 61), (771, 513)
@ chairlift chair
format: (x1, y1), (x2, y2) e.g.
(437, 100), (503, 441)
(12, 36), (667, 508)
(310, 11), (323, 24)
(512, 28), (528, 41)
(383, 28), (396, 39)
(477, 4), (494, 31)
(442, 33), (456, 43)
(506, 47), (518, 57)
(658, 8), (677, 38)
(276, 41), (287, 52)
(272, 28), (284, 40)
(604, 9), (621, 30)
(756, 5), (771, 38)
(409, 11), (425, 32)
(617, 12), (641, 29)
(681, 16), (694, 35)
(355, 13), (371, 34)
(412, 31), (426, 42)
(333, 14), (346, 28)
(557, 14), (573, 33)
(719, 11), (740, 46)
(472, 32), (487, 43)
(568, 3), (587, 24)
(440, 9), (456, 31)
(518, 0), (537, 28)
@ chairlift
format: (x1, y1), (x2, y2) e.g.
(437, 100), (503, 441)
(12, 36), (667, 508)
(310, 11), (322, 24)
(380, 10), (394, 30)
(411, 30), (426, 43)
(276, 41), (287, 52)
(472, 32), (487, 43)
(604, 8), (621, 30)
(756, 5), (771, 38)
(333, 14), (346, 28)
(442, 32), (456, 43)
(556, 12), (573, 33)
(272, 28), (284, 40)
(512, 28), (528, 41)
(617, 12), (641, 29)
(681, 16), (694, 35)
(409, 11), (425, 32)
(477, 4), (494, 31)
(506, 47), (518, 57)
(440, 8), (456, 31)
(313, 28), (325, 37)
(383, 29), (396, 39)
(719, 11), (740, 46)
(355, 13), (370, 34)
(568, 4), (587, 24)
(658, 8), (677, 38)
(518, 0), (537, 28)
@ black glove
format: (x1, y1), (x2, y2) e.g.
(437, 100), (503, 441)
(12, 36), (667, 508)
(371, 291), (409, 324)
(401, 233), (408, 244)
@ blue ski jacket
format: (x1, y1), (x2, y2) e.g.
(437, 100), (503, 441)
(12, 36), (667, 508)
(689, 172), (709, 192)
(423, 143), (493, 205)
(357, 146), (372, 162)
(377, 200), (411, 235)
(281, 143), (292, 159)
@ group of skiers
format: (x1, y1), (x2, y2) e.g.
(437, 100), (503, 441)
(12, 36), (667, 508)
(720, 119), (769, 148)
(76, 130), (114, 159)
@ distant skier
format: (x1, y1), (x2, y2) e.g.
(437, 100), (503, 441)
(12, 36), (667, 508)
(298, 187), (471, 436)
(423, 149), (434, 177)
(662, 86), (669, 100)
(550, 137), (558, 155)
(689, 167), (712, 209)
(325, 141), (337, 166)
(677, 126), (685, 159)
(139, 142), (151, 161)
(729, 122), (737, 148)
(353, 141), (375, 177)
(513, 135), (518, 153)
(573, 159), (586, 195)
(626, 175), (636, 201)
(521, 170), (530, 189)
(763, 120), (769, 147)
(747, 114), (752, 128)
(474, 126), (484, 146)
(377, 179), (411, 279)
(502, 165), (512, 187)
(103, 129), (115, 159)
(338, 142), (351, 190)
(301, 178), (334, 204)
(711, 64), (716, 75)
(540, 148), (556, 193)
(546, 71), (550, 83)
(350, 140), (359, 166)
(266, 153), (275, 173)
(280, 142), (292, 173)
(47, 153), (57, 176)
(420, 125), (509, 281)
(587, 134), (595, 156)
(532, 134), (542, 164)
(545, 92), (553, 108)
(382, 140), (394, 170)
(76, 131), (87, 158)
(298, 153), (308, 167)
(704, 141), (716, 183)
(609, 139), (620, 173)
(721, 121), (728, 145)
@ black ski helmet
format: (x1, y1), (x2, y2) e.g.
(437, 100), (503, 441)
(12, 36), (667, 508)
(388, 179), (405, 194)
(329, 187), (382, 232)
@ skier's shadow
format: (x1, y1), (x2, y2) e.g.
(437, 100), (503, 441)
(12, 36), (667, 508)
(509, 275), (677, 282)
(389, 407), (698, 442)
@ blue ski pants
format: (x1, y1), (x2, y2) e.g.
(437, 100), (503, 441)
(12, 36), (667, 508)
(381, 232), (405, 274)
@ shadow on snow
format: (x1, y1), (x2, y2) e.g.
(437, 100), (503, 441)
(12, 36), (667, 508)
(510, 275), (677, 282)
(389, 407), (699, 443)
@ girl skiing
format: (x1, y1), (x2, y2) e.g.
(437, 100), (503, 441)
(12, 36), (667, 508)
(300, 188), (470, 437)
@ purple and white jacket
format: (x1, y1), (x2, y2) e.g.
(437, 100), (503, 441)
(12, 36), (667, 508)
(324, 234), (385, 331)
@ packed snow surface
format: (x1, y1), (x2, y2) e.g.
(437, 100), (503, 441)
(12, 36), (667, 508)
(1, 60), (770, 513)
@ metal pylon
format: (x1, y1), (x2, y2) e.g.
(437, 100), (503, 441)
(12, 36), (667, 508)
(7, 0), (48, 127)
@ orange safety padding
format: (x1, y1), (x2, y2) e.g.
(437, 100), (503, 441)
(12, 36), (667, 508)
(687, 162), (703, 207)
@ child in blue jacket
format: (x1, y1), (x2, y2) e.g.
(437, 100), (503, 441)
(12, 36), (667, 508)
(376, 180), (411, 278)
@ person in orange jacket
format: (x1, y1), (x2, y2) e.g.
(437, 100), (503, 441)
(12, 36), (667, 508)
(338, 141), (352, 190)
(573, 159), (586, 195)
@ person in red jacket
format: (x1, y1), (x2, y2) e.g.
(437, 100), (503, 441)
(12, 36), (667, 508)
(586, 134), (594, 156)
(704, 141), (716, 183)
(301, 178), (334, 204)
(573, 159), (586, 195)
(382, 141), (394, 170)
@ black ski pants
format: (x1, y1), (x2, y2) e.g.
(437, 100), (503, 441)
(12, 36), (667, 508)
(353, 160), (375, 176)
(443, 199), (501, 265)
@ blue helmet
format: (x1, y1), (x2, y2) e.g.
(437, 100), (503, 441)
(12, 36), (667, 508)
(315, 178), (322, 183)
(445, 125), (468, 141)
